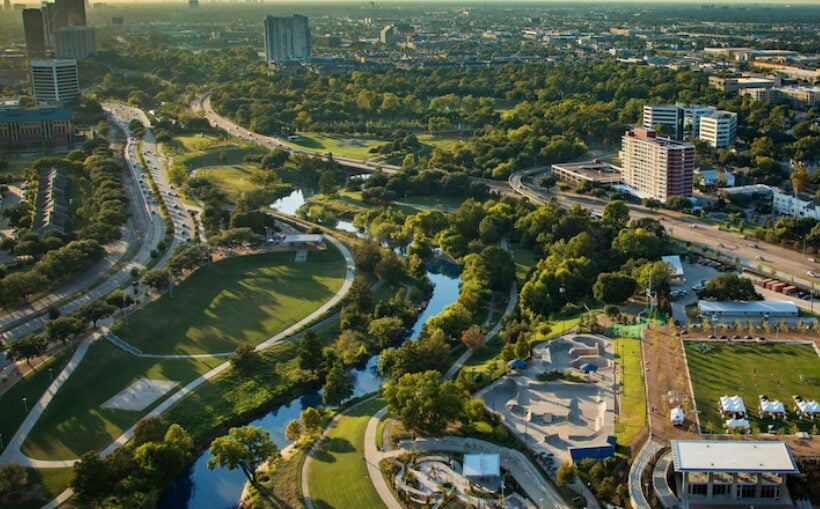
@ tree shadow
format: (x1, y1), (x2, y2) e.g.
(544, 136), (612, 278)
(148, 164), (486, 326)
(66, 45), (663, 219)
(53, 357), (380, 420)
(312, 437), (354, 462)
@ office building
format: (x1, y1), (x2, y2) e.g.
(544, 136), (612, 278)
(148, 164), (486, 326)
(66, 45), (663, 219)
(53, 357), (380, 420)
(380, 25), (399, 44)
(3, 0), (11, 12)
(41, 2), (56, 48)
(699, 111), (737, 148)
(550, 161), (622, 187)
(0, 106), (73, 149)
(743, 86), (818, 109)
(620, 127), (695, 201)
(31, 59), (80, 103)
(643, 103), (716, 140)
(671, 440), (798, 506)
(708, 75), (778, 93)
(23, 8), (47, 59)
(54, 0), (85, 28)
(772, 188), (820, 220)
(55, 26), (96, 60)
(264, 15), (311, 64)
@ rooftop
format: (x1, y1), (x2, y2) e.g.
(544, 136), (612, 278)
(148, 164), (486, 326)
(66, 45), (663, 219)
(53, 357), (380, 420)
(463, 453), (500, 478)
(0, 106), (73, 123)
(698, 300), (798, 315)
(671, 440), (798, 474)
(661, 255), (684, 277)
(551, 161), (621, 180)
(282, 234), (324, 244)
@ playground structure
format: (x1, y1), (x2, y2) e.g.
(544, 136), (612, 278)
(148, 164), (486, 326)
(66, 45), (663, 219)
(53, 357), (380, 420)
(480, 334), (616, 462)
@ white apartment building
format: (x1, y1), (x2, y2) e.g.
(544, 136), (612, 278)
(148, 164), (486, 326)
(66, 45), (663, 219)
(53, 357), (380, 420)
(699, 111), (737, 148)
(772, 188), (820, 220)
(620, 127), (695, 201)
(264, 15), (311, 64)
(30, 59), (80, 104)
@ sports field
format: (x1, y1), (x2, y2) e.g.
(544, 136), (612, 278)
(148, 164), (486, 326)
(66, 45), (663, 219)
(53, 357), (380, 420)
(114, 249), (346, 355)
(684, 341), (820, 434)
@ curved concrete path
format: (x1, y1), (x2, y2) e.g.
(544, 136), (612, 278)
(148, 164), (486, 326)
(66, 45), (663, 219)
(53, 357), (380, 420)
(629, 438), (662, 509)
(0, 232), (355, 470)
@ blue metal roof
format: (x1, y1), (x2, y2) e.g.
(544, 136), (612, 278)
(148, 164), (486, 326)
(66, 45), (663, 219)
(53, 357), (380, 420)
(0, 107), (73, 123)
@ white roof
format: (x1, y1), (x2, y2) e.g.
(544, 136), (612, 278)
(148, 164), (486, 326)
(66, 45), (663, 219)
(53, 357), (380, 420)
(463, 453), (500, 478)
(796, 399), (820, 414)
(672, 440), (798, 474)
(670, 407), (685, 422)
(719, 395), (746, 413)
(760, 399), (785, 413)
(283, 234), (324, 244)
(698, 300), (798, 316)
(725, 418), (750, 428)
(661, 255), (684, 277)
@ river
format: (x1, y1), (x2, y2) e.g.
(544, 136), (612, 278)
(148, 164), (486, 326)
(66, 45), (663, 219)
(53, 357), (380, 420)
(157, 188), (461, 509)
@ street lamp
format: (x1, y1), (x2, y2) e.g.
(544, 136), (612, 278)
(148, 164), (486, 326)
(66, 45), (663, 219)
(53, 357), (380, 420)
(22, 397), (28, 413)
(559, 287), (566, 335)
(48, 367), (53, 381)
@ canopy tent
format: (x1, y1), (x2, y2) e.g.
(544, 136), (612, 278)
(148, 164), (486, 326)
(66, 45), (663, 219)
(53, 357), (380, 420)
(759, 396), (785, 415)
(670, 407), (685, 426)
(725, 418), (750, 429)
(508, 359), (527, 370)
(719, 395), (746, 414)
(794, 398), (820, 416)
(579, 363), (599, 373)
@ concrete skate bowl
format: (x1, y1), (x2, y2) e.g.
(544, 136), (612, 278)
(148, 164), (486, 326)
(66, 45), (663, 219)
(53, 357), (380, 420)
(542, 335), (612, 372)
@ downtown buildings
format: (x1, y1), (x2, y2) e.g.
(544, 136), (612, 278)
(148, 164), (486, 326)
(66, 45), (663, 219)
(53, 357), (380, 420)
(643, 103), (737, 148)
(31, 59), (80, 103)
(22, 0), (95, 61)
(264, 15), (311, 65)
(0, 104), (74, 149)
(620, 127), (695, 201)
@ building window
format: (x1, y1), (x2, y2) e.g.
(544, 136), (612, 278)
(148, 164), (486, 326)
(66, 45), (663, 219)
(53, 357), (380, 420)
(690, 484), (708, 496)
(713, 484), (729, 496)
(760, 485), (778, 498)
(738, 485), (756, 498)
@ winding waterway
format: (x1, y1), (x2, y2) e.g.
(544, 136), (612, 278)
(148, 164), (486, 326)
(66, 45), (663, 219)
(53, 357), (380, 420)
(158, 188), (461, 509)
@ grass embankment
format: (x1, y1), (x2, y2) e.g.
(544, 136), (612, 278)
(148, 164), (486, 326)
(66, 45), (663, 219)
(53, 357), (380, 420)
(21, 341), (221, 460)
(0, 468), (74, 509)
(243, 446), (310, 509)
(278, 133), (383, 160)
(113, 249), (345, 355)
(0, 351), (73, 454)
(0, 154), (39, 179)
(306, 398), (386, 509)
(614, 338), (646, 446)
(685, 341), (820, 434)
(175, 143), (265, 168)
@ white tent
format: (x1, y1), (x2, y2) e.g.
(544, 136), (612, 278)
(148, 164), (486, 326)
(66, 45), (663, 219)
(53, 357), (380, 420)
(719, 395), (746, 414)
(670, 407), (685, 426)
(760, 399), (785, 416)
(796, 399), (820, 417)
(725, 418), (750, 429)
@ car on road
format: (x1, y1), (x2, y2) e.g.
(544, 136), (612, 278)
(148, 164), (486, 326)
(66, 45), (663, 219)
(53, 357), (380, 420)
(808, 271), (818, 278)
(689, 224), (697, 228)
(748, 243), (759, 248)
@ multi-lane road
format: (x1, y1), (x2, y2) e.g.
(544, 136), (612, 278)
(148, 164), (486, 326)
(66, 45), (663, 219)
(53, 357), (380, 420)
(200, 94), (819, 293)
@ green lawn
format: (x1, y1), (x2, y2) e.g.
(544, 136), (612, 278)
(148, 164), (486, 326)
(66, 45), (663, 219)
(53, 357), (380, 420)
(307, 398), (386, 509)
(113, 249), (345, 355)
(21, 340), (221, 460)
(684, 341), (820, 434)
(196, 164), (282, 201)
(279, 133), (384, 160)
(416, 133), (466, 152)
(614, 338), (646, 446)
(1, 154), (39, 179)
(396, 194), (464, 211)
(0, 350), (73, 454)
(178, 144), (267, 170)
(0, 468), (74, 509)
(165, 134), (227, 154)
(510, 243), (537, 283)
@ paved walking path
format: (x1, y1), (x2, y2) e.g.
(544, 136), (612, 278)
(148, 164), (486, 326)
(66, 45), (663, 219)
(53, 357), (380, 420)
(652, 450), (679, 509)
(629, 438), (662, 509)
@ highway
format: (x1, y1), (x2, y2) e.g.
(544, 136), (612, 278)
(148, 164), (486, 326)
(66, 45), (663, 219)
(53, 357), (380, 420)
(198, 93), (820, 293)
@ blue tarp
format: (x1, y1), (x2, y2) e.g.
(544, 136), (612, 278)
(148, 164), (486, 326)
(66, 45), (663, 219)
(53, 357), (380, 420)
(579, 363), (598, 373)
(508, 359), (527, 369)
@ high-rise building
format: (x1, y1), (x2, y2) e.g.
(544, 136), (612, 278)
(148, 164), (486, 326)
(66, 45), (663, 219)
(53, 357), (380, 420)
(41, 2), (57, 49)
(380, 25), (399, 44)
(3, 0), (12, 12)
(55, 26), (96, 60)
(643, 103), (716, 140)
(264, 15), (311, 64)
(620, 127), (695, 201)
(31, 59), (80, 103)
(699, 111), (737, 148)
(54, 0), (86, 28)
(23, 9), (47, 59)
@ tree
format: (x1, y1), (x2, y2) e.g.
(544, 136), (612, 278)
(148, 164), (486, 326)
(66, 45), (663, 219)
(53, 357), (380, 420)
(105, 289), (133, 312)
(70, 451), (109, 499)
(461, 325), (485, 352)
(6, 335), (48, 368)
(164, 424), (193, 455)
(367, 316), (405, 349)
(230, 344), (261, 373)
(375, 250), (404, 284)
(300, 407), (322, 435)
(790, 165), (810, 195)
(208, 426), (279, 490)
(134, 441), (186, 485)
(133, 417), (166, 446)
(297, 329), (323, 372)
(699, 274), (762, 301)
(142, 268), (171, 292)
(322, 363), (353, 406)
(44, 316), (84, 343)
(383, 370), (468, 435)
(556, 461), (576, 486)
(0, 463), (27, 493)
(318, 169), (338, 195)
(593, 273), (638, 305)
(602, 200), (629, 230)
(514, 333), (530, 360)
(75, 300), (116, 328)
(284, 419), (302, 442)
(665, 196), (692, 211)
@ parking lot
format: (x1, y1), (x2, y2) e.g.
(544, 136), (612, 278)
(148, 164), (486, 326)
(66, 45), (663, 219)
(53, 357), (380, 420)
(669, 259), (723, 325)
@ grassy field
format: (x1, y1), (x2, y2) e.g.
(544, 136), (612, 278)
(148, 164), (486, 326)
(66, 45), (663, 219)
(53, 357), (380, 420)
(21, 340), (221, 460)
(113, 249), (345, 355)
(684, 341), (820, 434)
(0, 468), (74, 509)
(196, 164), (282, 201)
(396, 194), (464, 211)
(165, 134), (227, 154)
(307, 398), (386, 509)
(178, 144), (267, 171)
(510, 243), (537, 283)
(416, 133), (466, 153)
(279, 133), (384, 160)
(1, 154), (40, 179)
(0, 350), (73, 455)
(614, 338), (646, 446)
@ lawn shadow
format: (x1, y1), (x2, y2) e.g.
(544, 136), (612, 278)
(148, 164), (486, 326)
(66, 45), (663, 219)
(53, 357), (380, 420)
(313, 437), (355, 463)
